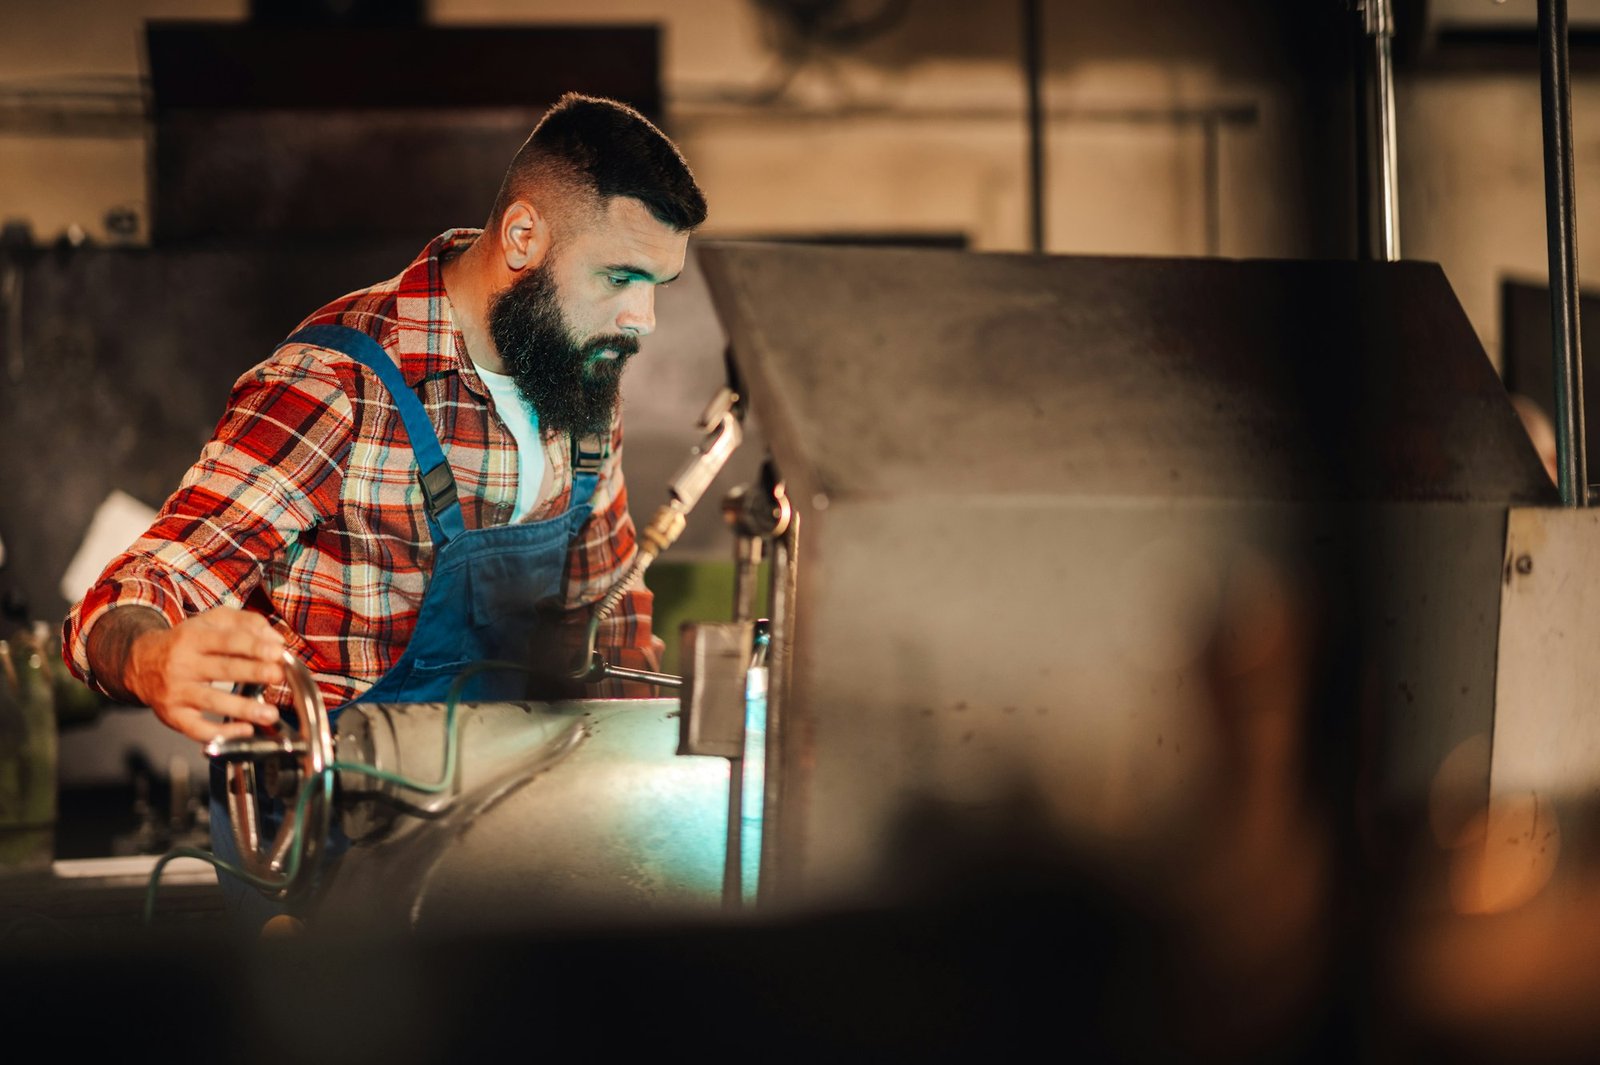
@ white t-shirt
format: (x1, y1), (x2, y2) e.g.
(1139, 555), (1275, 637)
(475, 365), (546, 522)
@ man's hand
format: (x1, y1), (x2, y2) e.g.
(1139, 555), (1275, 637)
(87, 606), (285, 744)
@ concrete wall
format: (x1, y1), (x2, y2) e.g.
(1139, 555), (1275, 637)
(1, 1), (1320, 253)
(1, 2), (1586, 370)
(1402, 70), (1600, 368)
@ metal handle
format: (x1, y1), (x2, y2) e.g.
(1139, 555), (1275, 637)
(215, 648), (335, 899)
(572, 385), (745, 681)
(581, 656), (684, 689)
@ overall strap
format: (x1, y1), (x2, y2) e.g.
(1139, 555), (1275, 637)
(569, 432), (609, 511)
(282, 323), (467, 546)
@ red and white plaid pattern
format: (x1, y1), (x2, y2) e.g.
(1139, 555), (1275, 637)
(64, 229), (661, 707)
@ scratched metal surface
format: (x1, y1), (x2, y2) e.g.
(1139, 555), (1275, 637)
(698, 244), (1544, 904)
(699, 243), (1557, 506)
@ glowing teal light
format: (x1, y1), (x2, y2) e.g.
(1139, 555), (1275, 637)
(740, 666), (768, 903)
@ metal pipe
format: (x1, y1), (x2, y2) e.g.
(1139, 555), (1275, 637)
(1539, 0), (1589, 506)
(1202, 114), (1221, 256)
(573, 390), (743, 679)
(732, 535), (763, 624)
(723, 754), (744, 908)
(720, 531), (764, 910)
(757, 514), (799, 907)
(1362, 0), (1401, 261)
(595, 663), (682, 689)
(1022, 0), (1046, 253)
(670, 98), (1258, 129)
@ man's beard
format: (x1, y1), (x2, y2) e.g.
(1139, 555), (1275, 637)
(487, 262), (639, 440)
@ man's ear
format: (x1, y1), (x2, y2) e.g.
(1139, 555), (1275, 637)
(499, 200), (551, 271)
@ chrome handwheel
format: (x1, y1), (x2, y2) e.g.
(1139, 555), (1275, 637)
(204, 649), (335, 901)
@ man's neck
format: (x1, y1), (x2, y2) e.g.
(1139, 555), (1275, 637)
(441, 238), (507, 374)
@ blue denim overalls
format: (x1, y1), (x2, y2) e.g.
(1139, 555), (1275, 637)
(209, 323), (603, 927)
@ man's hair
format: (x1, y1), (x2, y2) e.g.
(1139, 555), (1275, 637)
(490, 93), (707, 232)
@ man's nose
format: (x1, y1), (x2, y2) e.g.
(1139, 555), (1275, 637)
(617, 287), (656, 337)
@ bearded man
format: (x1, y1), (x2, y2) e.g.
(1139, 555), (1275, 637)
(64, 94), (702, 751)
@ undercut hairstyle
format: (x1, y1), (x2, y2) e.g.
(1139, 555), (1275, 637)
(490, 93), (707, 233)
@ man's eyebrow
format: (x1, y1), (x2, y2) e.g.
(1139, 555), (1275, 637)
(601, 263), (682, 285)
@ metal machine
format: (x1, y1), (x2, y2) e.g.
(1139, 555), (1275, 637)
(188, 236), (1599, 932)
(203, 382), (774, 929)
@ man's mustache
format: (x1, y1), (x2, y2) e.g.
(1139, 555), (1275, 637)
(582, 334), (641, 360)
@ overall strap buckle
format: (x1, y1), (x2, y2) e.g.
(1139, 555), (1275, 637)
(572, 433), (608, 475)
(418, 461), (460, 522)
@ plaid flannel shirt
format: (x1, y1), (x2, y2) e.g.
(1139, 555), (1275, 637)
(64, 229), (662, 707)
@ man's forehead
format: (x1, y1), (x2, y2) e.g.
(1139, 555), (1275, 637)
(574, 195), (689, 277)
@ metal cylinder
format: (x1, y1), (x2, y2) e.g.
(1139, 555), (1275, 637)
(732, 534), (763, 625)
(1362, 0), (1401, 261)
(1022, 0), (1046, 253)
(1539, 0), (1589, 506)
(1373, 18), (1400, 259)
(757, 515), (799, 906)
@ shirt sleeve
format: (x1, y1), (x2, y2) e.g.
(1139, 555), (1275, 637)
(561, 415), (666, 692)
(63, 345), (353, 694)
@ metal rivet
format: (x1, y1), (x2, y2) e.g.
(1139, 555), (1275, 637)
(1516, 554), (1534, 575)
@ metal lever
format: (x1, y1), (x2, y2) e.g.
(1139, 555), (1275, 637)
(572, 384), (746, 681)
(204, 736), (308, 761)
(580, 654), (684, 689)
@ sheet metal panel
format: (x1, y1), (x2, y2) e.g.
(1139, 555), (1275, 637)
(698, 243), (1556, 506)
(320, 699), (727, 932)
(1492, 507), (1600, 802)
(698, 245), (1546, 904)
(146, 23), (662, 241)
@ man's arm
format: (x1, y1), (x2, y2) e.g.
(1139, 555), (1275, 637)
(87, 605), (284, 743)
(64, 342), (354, 737)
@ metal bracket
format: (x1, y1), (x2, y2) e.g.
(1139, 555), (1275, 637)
(677, 620), (756, 759)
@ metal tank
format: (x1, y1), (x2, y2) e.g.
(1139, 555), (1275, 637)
(316, 698), (729, 933)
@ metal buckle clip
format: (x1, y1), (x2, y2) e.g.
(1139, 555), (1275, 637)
(418, 461), (458, 518)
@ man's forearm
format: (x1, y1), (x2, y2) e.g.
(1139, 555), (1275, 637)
(85, 606), (169, 704)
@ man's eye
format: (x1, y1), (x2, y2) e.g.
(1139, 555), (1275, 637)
(606, 275), (629, 288)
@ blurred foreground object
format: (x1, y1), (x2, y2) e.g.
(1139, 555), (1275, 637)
(0, 623), (99, 872)
(696, 243), (1556, 908)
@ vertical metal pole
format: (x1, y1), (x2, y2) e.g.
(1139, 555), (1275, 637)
(1540, 0), (1589, 506)
(1203, 113), (1222, 256)
(757, 515), (799, 907)
(732, 536), (762, 623)
(722, 759), (744, 907)
(721, 534), (763, 909)
(1022, 0), (1046, 253)
(1362, 0), (1401, 261)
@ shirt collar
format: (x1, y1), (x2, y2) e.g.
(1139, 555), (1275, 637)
(393, 228), (488, 394)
